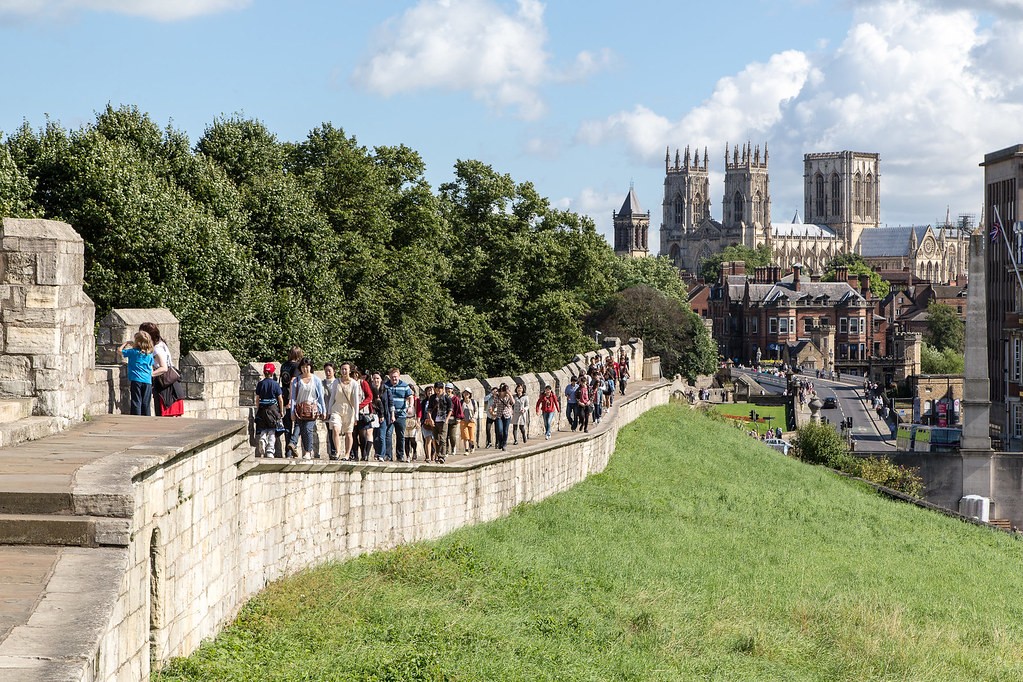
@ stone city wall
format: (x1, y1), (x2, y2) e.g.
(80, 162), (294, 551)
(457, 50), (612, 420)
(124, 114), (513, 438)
(92, 379), (673, 680)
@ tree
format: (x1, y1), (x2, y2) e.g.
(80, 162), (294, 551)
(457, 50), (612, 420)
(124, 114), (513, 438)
(588, 285), (715, 381)
(793, 421), (853, 470)
(699, 244), (772, 283)
(925, 300), (964, 353)
(823, 252), (890, 299)
(920, 342), (964, 374)
(611, 255), (688, 303)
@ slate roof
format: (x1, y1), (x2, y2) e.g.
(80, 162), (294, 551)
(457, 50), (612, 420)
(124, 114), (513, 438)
(726, 277), (864, 306)
(617, 187), (643, 216)
(858, 225), (930, 257)
(771, 222), (839, 239)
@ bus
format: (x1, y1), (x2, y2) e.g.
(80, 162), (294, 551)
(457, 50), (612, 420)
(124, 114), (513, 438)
(896, 424), (961, 453)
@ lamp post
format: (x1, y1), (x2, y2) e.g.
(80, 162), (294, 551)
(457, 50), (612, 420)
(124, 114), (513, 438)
(594, 330), (603, 346)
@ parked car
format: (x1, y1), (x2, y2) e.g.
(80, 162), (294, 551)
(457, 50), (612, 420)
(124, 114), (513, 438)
(822, 396), (838, 409)
(764, 438), (791, 455)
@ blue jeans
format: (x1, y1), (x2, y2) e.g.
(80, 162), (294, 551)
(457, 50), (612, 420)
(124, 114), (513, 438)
(374, 421), (392, 460)
(129, 381), (152, 416)
(385, 417), (407, 461)
(542, 411), (556, 437)
(495, 416), (510, 449)
(296, 419), (316, 455)
(566, 403), (577, 430)
(593, 400), (603, 421)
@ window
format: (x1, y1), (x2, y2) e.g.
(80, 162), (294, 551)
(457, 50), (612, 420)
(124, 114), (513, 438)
(733, 191), (744, 223)
(859, 343), (865, 359)
(815, 173), (825, 216)
(804, 318), (813, 332)
(790, 317), (796, 334)
(753, 192), (763, 224)
(694, 193), (703, 221)
(839, 344), (848, 360)
(1013, 337), (1023, 383)
(750, 317), (758, 333)
(1013, 401), (1023, 439)
(779, 318), (789, 334)
(860, 317), (866, 336)
(674, 195), (685, 225)
(873, 342), (881, 356)
(865, 173), (874, 217)
(848, 318), (858, 334)
(854, 172), (863, 217)
(769, 318), (778, 334)
(831, 173), (841, 216)
(839, 317), (848, 334)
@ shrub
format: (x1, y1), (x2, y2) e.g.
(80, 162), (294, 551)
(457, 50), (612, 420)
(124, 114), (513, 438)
(792, 421), (848, 468)
(859, 457), (925, 498)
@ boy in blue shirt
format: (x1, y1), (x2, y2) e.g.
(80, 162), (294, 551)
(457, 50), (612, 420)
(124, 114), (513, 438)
(120, 331), (154, 416)
(254, 363), (284, 458)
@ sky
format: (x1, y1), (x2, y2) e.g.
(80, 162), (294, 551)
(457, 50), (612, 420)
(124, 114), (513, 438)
(1, 0), (1021, 252)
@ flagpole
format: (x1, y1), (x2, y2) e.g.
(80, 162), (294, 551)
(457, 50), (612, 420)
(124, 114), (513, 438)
(994, 205), (1023, 294)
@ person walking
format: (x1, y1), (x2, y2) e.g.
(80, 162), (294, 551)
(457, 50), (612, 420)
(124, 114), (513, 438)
(512, 383), (529, 445)
(253, 363), (284, 458)
(445, 383), (463, 455)
(535, 384), (560, 440)
(575, 375), (591, 433)
(427, 381), (451, 462)
(421, 385), (437, 462)
(290, 358), (325, 459)
(484, 387), (498, 448)
(321, 362), (340, 460)
(460, 388), (477, 455)
(331, 362), (362, 462)
(564, 376), (579, 431)
(493, 384), (515, 451)
(385, 368), (415, 462)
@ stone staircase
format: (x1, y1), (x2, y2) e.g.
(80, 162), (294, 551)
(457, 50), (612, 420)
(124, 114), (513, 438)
(0, 398), (70, 450)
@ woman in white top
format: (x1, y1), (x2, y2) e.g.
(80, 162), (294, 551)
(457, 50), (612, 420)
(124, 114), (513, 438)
(139, 322), (182, 416)
(511, 383), (530, 445)
(289, 358), (326, 459)
(330, 362), (362, 461)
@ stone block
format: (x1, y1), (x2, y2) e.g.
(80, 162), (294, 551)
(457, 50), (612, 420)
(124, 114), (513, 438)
(25, 285), (59, 309)
(6, 326), (60, 355)
(1, 251), (36, 284)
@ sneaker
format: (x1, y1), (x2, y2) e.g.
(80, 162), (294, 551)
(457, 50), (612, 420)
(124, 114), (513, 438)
(545, 434), (550, 440)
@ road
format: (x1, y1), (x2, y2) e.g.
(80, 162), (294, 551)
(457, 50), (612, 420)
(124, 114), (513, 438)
(732, 368), (895, 452)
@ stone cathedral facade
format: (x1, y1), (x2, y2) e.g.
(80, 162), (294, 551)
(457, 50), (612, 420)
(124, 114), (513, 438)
(655, 146), (971, 282)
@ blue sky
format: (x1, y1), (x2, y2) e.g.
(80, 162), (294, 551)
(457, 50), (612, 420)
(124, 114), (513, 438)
(2, 0), (1021, 250)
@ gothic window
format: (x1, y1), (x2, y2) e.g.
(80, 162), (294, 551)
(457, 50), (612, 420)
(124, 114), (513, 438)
(674, 194), (685, 226)
(831, 173), (841, 217)
(733, 191), (744, 224)
(753, 191), (763, 224)
(669, 243), (681, 267)
(815, 173), (825, 217)
(865, 173), (874, 218)
(694, 193), (703, 221)
(854, 172), (863, 217)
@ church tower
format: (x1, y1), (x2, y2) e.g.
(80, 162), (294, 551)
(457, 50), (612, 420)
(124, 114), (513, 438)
(722, 142), (771, 248)
(613, 186), (650, 258)
(803, 151), (880, 252)
(660, 145), (711, 266)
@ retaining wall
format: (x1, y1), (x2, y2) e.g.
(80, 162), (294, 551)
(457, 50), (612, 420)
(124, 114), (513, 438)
(95, 379), (673, 680)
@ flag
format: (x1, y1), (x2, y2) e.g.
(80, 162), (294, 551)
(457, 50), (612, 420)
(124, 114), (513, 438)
(991, 212), (1002, 243)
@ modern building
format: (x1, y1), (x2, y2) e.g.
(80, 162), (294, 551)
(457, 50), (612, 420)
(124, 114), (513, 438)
(981, 144), (1023, 449)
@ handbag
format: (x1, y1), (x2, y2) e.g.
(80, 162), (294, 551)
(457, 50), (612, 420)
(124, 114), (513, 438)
(405, 415), (419, 431)
(157, 365), (181, 390)
(422, 413), (435, 429)
(295, 401), (316, 421)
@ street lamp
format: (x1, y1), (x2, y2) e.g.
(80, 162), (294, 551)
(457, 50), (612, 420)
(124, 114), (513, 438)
(595, 330), (603, 346)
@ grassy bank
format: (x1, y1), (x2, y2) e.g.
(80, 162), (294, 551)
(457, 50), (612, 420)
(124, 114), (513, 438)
(157, 404), (1023, 681)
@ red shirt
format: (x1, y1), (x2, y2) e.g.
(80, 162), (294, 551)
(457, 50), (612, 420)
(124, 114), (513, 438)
(535, 392), (560, 413)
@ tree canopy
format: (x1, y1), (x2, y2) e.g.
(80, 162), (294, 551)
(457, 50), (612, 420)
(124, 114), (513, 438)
(0, 106), (716, 382)
(822, 252), (890, 299)
(925, 300), (964, 353)
(699, 244), (772, 283)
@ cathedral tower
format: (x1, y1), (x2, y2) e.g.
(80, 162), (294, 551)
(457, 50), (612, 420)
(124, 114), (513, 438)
(613, 186), (650, 258)
(660, 145), (711, 266)
(722, 142), (770, 248)
(803, 151), (880, 251)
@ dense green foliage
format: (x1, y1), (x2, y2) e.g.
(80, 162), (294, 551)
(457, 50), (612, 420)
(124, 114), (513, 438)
(925, 300), (965, 353)
(921, 341), (964, 374)
(156, 404), (1023, 681)
(699, 243), (772, 283)
(587, 285), (715, 380)
(0, 106), (714, 379)
(823, 252), (890, 299)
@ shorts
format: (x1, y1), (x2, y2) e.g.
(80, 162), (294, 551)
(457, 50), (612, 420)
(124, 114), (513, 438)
(460, 420), (476, 441)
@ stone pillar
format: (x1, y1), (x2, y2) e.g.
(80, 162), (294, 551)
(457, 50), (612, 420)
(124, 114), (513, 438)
(179, 351), (241, 420)
(0, 218), (95, 420)
(96, 308), (181, 367)
(961, 233), (993, 499)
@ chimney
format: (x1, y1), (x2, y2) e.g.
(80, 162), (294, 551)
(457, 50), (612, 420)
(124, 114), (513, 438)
(774, 266), (782, 283)
(810, 272), (822, 283)
(859, 273), (870, 298)
(792, 264), (802, 292)
(754, 266), (765, 283)
(835, 266), (849, 282)
(733, 261), (746, 275)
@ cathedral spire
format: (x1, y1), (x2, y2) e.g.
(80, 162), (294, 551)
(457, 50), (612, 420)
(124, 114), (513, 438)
(674, 148), (681, 170)
(665, 146), (670, 173)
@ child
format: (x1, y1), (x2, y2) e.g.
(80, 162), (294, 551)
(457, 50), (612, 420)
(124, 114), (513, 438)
(120, 331), (155, 416)
(254, 363), (284, 458)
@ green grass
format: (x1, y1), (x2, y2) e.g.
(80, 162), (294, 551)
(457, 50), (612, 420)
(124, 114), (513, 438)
(710, 402), (788, 435)
(155, 404), (1023, 681)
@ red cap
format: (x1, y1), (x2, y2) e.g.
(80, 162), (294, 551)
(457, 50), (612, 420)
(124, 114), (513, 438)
(263, 362), (276, 374)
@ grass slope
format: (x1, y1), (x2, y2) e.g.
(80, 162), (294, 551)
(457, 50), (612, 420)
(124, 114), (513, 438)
(157, 404), (1023, 681)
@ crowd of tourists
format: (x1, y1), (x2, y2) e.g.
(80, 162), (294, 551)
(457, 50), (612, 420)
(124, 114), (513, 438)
(119, 322), (185, 417)
(252, 347), (632, 463)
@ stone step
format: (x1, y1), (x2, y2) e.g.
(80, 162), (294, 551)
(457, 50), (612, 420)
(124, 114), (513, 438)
(0, 513), (129, 547)
(0, 415), (69, 450)
(0, 398), (33, 424)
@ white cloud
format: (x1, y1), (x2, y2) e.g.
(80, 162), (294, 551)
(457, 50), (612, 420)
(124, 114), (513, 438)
(578, 0), (1023, 224)
(353, 0), (609, 120)
(0, 0), (248, 21)
(560, 187), (632, 242)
